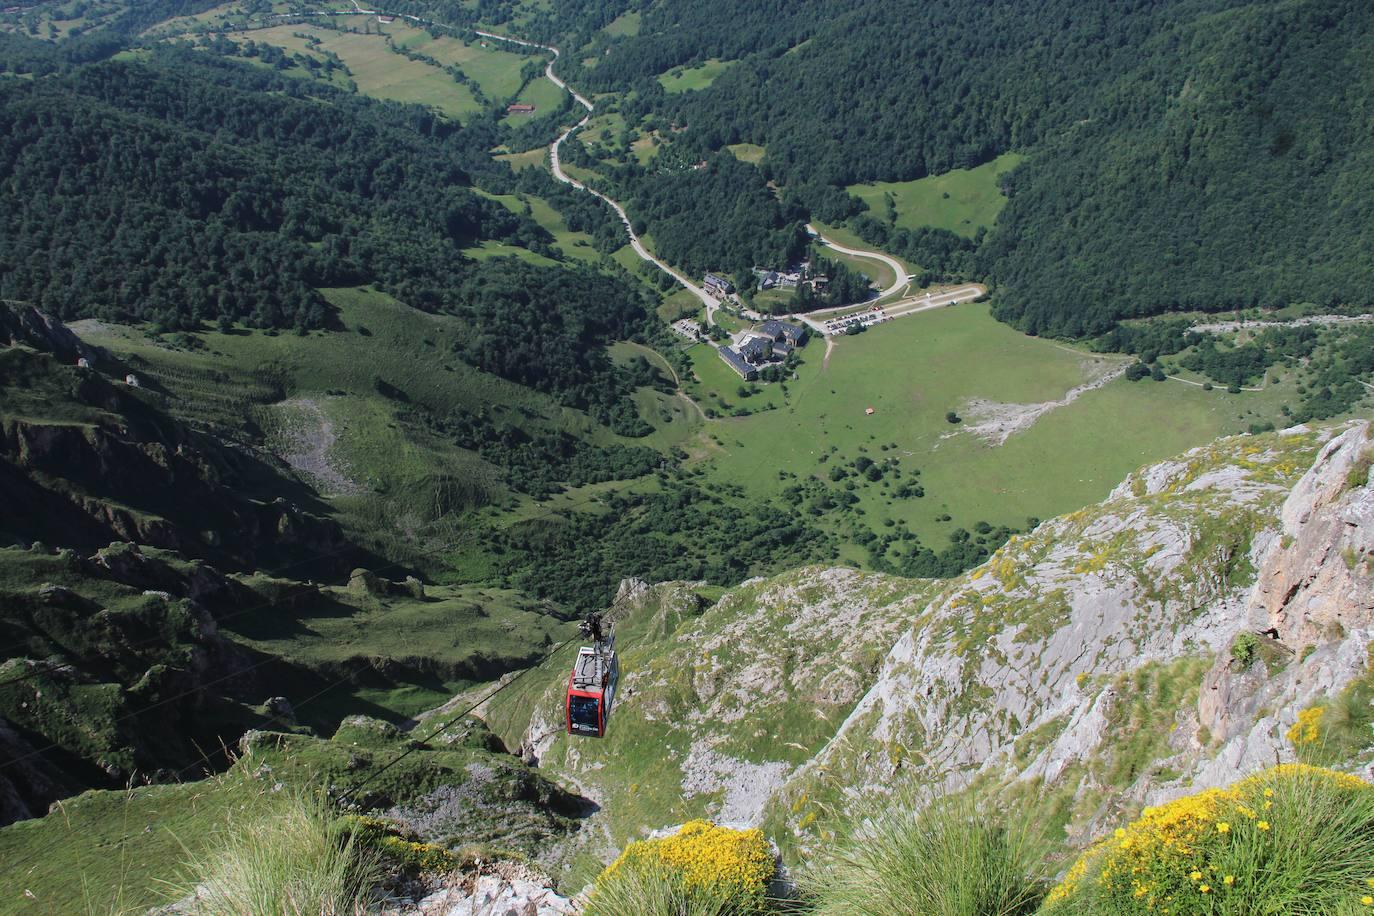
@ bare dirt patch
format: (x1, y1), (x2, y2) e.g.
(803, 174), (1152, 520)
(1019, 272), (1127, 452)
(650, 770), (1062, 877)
(271, 397), (361, 495)
(960, 357), (1128, 446)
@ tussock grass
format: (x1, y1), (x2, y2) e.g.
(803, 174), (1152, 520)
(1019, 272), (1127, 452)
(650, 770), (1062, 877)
(171, 790), (380, 915)
(801, 795), (1049, 916)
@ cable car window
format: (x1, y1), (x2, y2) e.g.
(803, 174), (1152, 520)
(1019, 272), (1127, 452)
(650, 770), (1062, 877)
(568, 695), (600, 733)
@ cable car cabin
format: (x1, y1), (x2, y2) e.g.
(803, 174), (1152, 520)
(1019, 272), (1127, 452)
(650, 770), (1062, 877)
(565, 640), (618, 738)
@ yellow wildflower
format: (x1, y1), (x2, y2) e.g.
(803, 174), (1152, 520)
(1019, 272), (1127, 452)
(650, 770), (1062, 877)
(1047, 764), (1374, 910)
(594, 820), (773, 903)
(1286, 706), (1325, 746)
(1364, 897), (1373, 907)
(1200, 884), (1211, 893)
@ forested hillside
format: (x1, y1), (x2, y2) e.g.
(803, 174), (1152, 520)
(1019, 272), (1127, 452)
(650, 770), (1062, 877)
(547, 0), (1374, 335)
(0, 43), (658, 423)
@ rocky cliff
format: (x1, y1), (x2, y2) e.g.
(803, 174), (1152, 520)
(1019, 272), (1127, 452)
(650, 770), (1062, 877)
(786, 423), (1371, 849)
(0, 312), (353, 573)
(481, 423), (1372, 883)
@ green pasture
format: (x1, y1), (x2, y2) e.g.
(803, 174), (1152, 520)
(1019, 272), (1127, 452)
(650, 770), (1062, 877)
(657, 287), (705, 323)
(685, 302), (1272, 547)
(227, 579), (575, 724)
(501, 76), (565, 124)
(631, 132), (661, 164)
(0, 0), (124, 40)
(461, 239), (560, 266)
(657, 58), (737, 93)
(142, 0), (251, 35)
(609, 241), (652, 276)
(846, 151), (1024, 237)
(478, 190), (601, 262)
(494, 146), (547, 170)
(811, 222), (918, 286)
(752, 288), (797, 313)
(683, 342), (789, 417)
(71, 288), (563, 551)
(580, 111), (628, 150)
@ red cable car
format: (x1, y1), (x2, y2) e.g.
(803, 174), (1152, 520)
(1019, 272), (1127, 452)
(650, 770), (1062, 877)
(566, 615), (618, 738)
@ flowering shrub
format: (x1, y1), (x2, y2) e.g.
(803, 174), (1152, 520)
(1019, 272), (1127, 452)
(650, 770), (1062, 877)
(587, 820), (774, 915)
(1287, 706), (1324, 746)
(1043, 764), (1374, 914)
(339, 814), (458, 874)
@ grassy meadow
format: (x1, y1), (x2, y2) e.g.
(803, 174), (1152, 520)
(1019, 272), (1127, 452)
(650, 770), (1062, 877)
(0, 775), (265, 914)
(677, 302), (1279, 548)
(501, 75), (566, 123)
(658, 58), (737, 93)
(603, 10), (641, 37)
(395, 23), (544, 100)
(727, 142), (766, 164)
(811, 221), (919, 283)
(847, 151), (1025, 237)
(70, 288), (581, 557)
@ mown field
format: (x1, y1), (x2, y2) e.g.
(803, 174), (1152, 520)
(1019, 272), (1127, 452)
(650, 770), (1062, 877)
(152, 13), (547, 121)
(226, 23), (483, 118)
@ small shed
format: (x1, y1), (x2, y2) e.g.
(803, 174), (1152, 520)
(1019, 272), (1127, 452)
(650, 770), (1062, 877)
(865, 407), (875, 416)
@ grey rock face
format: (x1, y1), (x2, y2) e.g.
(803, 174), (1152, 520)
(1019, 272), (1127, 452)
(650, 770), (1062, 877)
(779, 424), (1372, 845)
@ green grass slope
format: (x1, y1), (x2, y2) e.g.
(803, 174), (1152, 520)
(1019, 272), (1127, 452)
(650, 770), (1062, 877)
(0, 715), (582, 914)
(847, 152), (1023, 237)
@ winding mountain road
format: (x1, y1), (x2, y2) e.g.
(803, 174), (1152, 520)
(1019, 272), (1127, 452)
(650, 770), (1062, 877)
(805, 223), (911, 300)
(475, 31), (721, 322)
(246, 14), (922, 336)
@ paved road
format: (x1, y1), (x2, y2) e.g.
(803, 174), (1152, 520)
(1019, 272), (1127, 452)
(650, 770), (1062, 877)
(789, 284), (985, 336)
(806, 224), (910, 300)
(476, 31), (721, 324)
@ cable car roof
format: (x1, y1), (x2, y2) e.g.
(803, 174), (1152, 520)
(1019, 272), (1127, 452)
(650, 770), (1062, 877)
(571, 645), (611, 691)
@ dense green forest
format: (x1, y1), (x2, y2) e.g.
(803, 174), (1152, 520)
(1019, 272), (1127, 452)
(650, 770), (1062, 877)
(539, 0), (1374, 336)
(0, 42), (659, 427)
(15, 0), (1373, 338)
